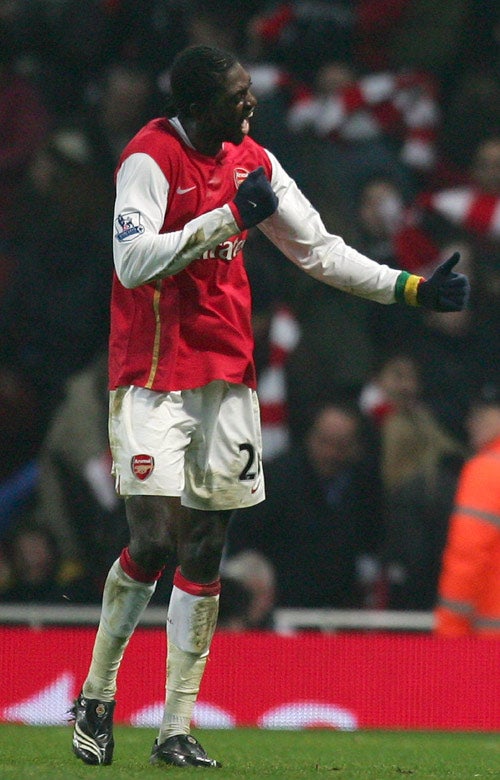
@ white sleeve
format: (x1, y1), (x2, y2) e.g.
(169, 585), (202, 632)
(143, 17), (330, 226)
(113, 153), (240, 288)
(258, 150), (401, 304)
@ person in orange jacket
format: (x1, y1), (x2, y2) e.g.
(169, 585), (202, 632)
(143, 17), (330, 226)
(435, 383), (500, 636)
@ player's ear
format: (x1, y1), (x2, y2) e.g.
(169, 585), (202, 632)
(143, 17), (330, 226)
(194, 97), (218, 118)
(188, 100), (210, 123)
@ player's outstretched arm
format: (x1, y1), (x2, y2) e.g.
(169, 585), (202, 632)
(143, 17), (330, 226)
(256, 150), (470, 308)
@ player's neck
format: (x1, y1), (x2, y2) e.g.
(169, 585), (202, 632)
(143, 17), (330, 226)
(180, 115), (223, 157)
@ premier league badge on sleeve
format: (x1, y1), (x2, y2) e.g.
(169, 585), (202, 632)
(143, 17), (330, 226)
(115, 211), (145, 242)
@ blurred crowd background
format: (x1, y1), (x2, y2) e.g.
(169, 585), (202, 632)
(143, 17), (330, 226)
(1, 0), (499, 627)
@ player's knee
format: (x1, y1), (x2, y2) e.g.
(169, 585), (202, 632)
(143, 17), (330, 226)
(177, 509), (231, 581)
(126, 495), (176, 571)
(129, 534), (173, 572)
(181, 533), (225, 581)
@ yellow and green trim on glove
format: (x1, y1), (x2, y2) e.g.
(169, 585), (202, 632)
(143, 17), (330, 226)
(395, 270), (425, 307)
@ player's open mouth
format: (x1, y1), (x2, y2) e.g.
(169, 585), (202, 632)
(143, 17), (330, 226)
(241, 109), (254, 135)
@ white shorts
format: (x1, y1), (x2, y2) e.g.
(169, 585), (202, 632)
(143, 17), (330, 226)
(109, 381), (265, 511)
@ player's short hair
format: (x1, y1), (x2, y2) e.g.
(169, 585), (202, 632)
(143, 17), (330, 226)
(166, 45), (238, 118)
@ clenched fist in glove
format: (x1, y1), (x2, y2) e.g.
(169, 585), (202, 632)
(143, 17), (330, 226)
(231, 166), (278, 229)
(396, 252), (470, 312)
(417, 252), (470, 311)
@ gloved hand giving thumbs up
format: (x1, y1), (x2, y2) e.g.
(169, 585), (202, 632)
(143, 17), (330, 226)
(417, 252), (470, 312)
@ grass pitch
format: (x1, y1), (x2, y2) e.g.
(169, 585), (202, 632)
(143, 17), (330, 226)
(0, 725), (498, 779)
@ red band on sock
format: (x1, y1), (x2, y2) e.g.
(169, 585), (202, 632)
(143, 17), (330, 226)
(119, 547), (164, 583)
(173, 566), (221, 597)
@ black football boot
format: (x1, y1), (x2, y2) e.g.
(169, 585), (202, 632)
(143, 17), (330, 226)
(71, 693), (115, 765)
(150, 734), (221, 768)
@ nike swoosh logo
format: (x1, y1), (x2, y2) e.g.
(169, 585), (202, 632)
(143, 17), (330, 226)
(176, 186), (196, 195)
(251, 481), (261, 494)
(248, 200), (257, 208)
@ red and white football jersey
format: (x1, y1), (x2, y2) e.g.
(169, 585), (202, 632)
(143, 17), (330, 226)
(110, 117), (401, 392)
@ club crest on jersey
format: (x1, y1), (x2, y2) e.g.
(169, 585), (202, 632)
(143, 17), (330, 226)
(131, 454), (155, 480)
(234, 167), (249, 189)
(115, 211), (145, 242)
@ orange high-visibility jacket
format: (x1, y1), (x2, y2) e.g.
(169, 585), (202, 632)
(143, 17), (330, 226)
(435, 435), (500, 636)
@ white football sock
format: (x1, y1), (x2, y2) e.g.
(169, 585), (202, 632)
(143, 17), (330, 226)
(82, 557), (156, 701)
(159, 574), (219, 742)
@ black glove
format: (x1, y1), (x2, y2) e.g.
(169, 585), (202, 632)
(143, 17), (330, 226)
(233, 167), (278, 229)
(417, 252), (470, 312)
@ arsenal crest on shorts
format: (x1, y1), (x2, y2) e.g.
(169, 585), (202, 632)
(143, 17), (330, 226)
(131, 454), (155, 480)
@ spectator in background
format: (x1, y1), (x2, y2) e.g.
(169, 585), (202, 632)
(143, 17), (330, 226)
(226, 403), (384, 609)
(349, 175), (428, 363)
(373, 244), (495, 443)
(246, 1), (357, 83)
(81, 61), (163, 182)
(352, 175), (405, 265)
(353, 0), (413, 72)
(359, 353), (465, 495)
(387, 0), (474, 93)
(393, 137), (500, 371)
(221, 550), (276, 629)
(246, 0), (425, 80)
(395, 136), (500, 278)
(184, 0), (260, 56)
(441, 73), (500, 185)
(284, 278), (376, 444)
(359, 353), (466, 609)
(286, 60), (439, 201)
(383, 448), (464, 611)
(245, 0), (417, 84)
(411, 273), (495, 443)
(242, 61), (355, 236)
(29, 352), (128, 589)
(1, 525), (99, 604)
(0, 128), (113, 445)
(435, 384), (500, 636)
